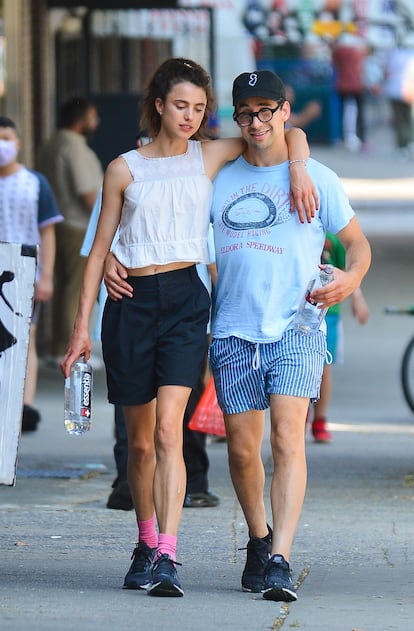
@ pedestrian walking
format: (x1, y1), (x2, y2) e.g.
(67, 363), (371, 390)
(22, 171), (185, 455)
(383, 41), (414, 157)
(332, 33), (369, 152)
(37, 96), (103, 363)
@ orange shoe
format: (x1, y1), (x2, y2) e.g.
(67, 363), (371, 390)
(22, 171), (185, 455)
(311, 418), (332, 443)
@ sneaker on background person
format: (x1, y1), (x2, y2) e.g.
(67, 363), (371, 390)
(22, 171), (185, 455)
(311, 417), (332, 443)
(107, 477), (133, 511)
(21, 404), (41, 433)
(183, 490), (219, 508)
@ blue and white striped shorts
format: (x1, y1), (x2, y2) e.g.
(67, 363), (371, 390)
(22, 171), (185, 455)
(209, 329), (326, 415)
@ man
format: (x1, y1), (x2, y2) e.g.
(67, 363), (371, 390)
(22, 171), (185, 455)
(102, 71), (368, 602)
(0, 117), (63, 431)
(36, 97), (103, 362)
(207, 70), (370, 602)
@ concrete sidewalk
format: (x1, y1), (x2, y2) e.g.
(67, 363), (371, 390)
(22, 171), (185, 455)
(1, 119), (414, 631)
(2, 341), (414, 631)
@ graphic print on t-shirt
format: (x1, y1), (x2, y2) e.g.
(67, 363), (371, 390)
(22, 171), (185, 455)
(221, 184), (290, 231)
(216, 177), (291, 259)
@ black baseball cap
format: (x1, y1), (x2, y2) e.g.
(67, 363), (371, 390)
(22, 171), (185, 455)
(232, 70), (286, 106)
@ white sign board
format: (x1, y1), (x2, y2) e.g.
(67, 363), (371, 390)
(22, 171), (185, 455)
(0, 242), (36, 486)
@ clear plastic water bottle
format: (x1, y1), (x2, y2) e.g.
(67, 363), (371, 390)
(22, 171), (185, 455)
(64, 354), (93, 435)
(293, 265), (334, 335)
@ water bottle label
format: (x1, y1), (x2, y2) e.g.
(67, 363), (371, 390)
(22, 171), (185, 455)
(81, 371), (92, 418)
(305, 290), (317, 307)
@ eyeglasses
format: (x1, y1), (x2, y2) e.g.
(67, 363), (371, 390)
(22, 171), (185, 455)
(233, 102), (285, 127)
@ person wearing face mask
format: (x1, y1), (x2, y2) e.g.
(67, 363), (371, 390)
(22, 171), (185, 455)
(0, 117), (63, 431)
(36, 97), (103, 365)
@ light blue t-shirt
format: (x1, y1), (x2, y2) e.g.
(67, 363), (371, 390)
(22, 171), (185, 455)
(210, 156), (354, 343)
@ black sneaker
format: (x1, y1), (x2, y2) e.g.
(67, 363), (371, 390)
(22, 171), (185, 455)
(263, 554), (297, 602)
(241, 526), (272, 593)
(21, 405), (41, 432)
(123, 542), (156, 590)
(107, 479), (134, 511)
(183, 490), (220, 508)
(147, 554), (184, 597)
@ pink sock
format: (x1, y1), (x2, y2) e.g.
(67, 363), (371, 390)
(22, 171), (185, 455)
(156, 533), (177, 562)
(137, 515), (158, 549)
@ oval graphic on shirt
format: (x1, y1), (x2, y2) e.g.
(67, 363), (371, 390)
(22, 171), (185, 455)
(222, 192), (278, 230)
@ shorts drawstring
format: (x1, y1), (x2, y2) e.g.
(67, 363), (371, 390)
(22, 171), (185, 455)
(252, 343), (261, 370)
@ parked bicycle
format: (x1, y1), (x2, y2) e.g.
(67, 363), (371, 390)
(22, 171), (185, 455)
(385, 305), (414, 412)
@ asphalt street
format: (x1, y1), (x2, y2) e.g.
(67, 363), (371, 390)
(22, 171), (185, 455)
(1, 119), (414, 631)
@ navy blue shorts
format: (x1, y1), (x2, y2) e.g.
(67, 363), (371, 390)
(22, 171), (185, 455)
(101, 266), (210, 405)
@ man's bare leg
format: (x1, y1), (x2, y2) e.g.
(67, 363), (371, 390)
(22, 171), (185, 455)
(262, 393), (309, 602)
(225, 409), (271, 592)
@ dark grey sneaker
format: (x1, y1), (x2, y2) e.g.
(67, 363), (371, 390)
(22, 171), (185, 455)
(147, 554), (184, 597)
(263, 554), (297, 602)
(241, 526), (272, 593)
(123, 542), (157, 590)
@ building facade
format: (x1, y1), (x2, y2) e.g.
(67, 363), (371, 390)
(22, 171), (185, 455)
(2, 1), (413, 165)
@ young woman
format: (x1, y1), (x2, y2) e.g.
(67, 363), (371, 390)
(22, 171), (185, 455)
(61, 57), (315, 598)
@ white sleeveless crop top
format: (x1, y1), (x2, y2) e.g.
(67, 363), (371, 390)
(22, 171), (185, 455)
(112, 140), (213, 268)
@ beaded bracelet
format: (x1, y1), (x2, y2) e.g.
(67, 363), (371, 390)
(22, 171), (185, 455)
(288, 159), (307, 167)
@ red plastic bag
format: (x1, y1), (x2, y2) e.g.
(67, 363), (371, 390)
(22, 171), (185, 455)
(188, 376), (226, 437)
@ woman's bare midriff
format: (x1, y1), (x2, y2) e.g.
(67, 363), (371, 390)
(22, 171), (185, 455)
(127, 261), (196, 277)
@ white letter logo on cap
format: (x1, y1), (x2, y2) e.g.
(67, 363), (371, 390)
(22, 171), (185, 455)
(248, 73), (258, 86)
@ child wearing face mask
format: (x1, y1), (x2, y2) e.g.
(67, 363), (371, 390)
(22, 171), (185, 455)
(0, 117), (63, 432)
